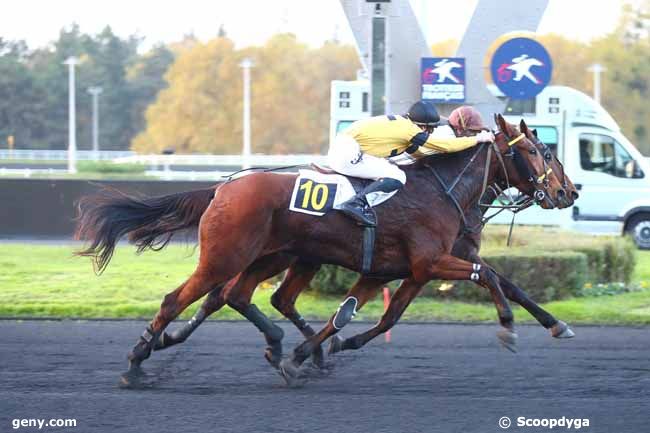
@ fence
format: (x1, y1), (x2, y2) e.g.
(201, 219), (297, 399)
(0, 150), (134, 161)
(0, 178), (215, 237)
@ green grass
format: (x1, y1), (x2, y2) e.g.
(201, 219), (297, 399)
(1, 244), (649, 324)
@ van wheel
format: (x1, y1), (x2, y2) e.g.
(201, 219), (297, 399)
(626, 214), (650, 250)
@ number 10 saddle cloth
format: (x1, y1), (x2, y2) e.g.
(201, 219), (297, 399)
(288, 169), (397, 217)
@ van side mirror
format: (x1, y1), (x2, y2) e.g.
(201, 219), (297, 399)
(625, 160), (645, 179)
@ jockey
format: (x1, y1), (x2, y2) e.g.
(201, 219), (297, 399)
(328, 100), (495, 226)
(448, 105), (489, 137)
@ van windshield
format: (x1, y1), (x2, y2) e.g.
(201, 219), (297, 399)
(579, 133), (645, 179)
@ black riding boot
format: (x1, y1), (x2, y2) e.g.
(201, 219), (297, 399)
(339, 178), (404, 226)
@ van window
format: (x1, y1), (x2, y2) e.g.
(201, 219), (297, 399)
(336, 120), (354, 134)
(579, 133), (645, 178)
(505, 98), (536, 115)
(530, 126), (558, 155)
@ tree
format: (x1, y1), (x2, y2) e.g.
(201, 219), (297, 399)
(2, 25), (171, 151)
(133, 33), (360, 154)
(127, 44), (175, 137)
(0, 39), (47, 149)
(132, 36), (241, 153)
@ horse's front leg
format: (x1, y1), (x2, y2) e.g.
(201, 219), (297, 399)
(453, 237), (574, 338)
(425, 253), (517, 352)
(497, 275), (574, 338)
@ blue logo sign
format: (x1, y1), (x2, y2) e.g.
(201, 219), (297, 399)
(490, 37), (552, 100)
(421, 57), (465, 103)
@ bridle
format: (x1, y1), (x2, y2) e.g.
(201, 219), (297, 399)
(424, 124), (550, 233)
(495, 128), (554, 200)
(478, 125), (562, 229)
(528, 129), (570, 191)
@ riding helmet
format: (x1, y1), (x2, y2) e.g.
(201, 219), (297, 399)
(407, 101), (444, 126)
(448, 106), (488, 135)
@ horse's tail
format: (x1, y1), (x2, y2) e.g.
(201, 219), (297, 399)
(74, 185), (217, 273)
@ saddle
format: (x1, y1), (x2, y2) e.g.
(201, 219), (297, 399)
(291, 163), (378, 274)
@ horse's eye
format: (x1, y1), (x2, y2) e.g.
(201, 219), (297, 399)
(529, 148), (537, 155)
(544, 153), (552, 161)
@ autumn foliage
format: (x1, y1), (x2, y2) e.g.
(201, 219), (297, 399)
(132, 34), (360, 155)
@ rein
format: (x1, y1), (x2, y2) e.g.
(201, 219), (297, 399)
(424, 130), (546, 236)
(424, 142), (488, 231)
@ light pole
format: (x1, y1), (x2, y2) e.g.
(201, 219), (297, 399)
(587, 63), (606, 105)
(239, 58), (254, 170)
(63, 57), (79, 173)
(87, 86), (103, 160)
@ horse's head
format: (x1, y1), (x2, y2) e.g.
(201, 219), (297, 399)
(492, 113), (564, 210)
(519, 119), (579, 208)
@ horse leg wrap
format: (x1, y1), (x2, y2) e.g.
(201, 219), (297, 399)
(294, 314), (317, 337)
(470, 263), (481, 281)
(128, 325), (159, 363)
(242, 304), (284, 342)
(332, 296), (358, 330)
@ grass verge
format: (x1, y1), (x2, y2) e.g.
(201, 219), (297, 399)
(0, 244), (649, 324)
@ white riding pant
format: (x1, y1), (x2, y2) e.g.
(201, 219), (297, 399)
(327, 134), (407, 185)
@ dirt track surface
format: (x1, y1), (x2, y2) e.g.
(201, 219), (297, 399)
(1, 320), (648, 433)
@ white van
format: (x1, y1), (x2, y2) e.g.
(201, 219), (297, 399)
(329, 80), (650, 249)
(493, 85), (650, 249)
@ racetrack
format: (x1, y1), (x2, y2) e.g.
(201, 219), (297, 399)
(1, 321), (648, 433)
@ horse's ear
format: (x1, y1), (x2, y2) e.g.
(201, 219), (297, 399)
(532, 128), (538, 138)
(519, 119), (529, 135)
(495, 113), (508, 133)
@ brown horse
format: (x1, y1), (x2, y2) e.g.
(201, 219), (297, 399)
(149, 118), (578, 368)
(75, 115), (566, 387)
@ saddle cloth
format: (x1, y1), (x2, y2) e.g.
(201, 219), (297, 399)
(288, 169), (396, 216)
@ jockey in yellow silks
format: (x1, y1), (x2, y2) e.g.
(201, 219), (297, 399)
(328, 101), (494, 226)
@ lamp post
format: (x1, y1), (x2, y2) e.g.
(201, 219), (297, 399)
(63, 57), (79, 173)
(87, 86), (103, 160)
(587, 63), (606, 105)
(239, 58), (254, 170)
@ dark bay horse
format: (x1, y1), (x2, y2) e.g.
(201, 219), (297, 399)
(149, 119), (578, 368)
(75, 115), (567, 386)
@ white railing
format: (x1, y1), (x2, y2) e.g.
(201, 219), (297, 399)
(0, 150), (327, 167)
(0, 150), (328, 180)
(113, 153), (328, 167)
(0, 149), (135, 161)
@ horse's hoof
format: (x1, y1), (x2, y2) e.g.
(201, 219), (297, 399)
(118, 366), (145, 389)
(550, 320), (575, 339)
(497, 329), (518, 353)
(264, 348), (282, 369)
(278, 358), (306, 388)
(328, 335), (344, 355)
